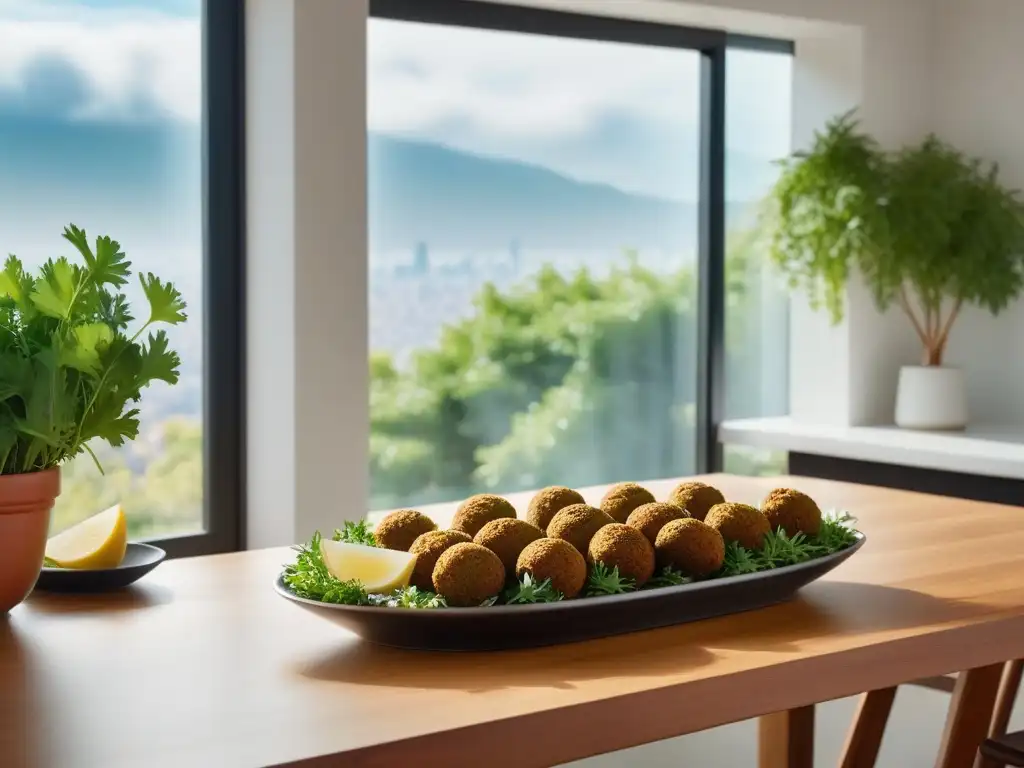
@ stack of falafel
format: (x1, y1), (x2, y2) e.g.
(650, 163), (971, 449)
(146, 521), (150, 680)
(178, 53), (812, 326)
(372, 482), (825, 608)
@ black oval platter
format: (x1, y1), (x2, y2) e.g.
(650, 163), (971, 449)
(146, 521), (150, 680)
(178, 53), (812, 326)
(275, 533), (865, 651)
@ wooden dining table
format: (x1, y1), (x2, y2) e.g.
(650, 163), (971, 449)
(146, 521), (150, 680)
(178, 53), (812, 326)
(2, 474), (1024, 768)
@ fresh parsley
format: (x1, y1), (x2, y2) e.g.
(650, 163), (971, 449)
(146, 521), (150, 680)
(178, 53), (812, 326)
(283, 531), (369, 605)
(585, 562), (636, 597)
(0, 225), (186, 475)
(718, 541), (764, 577)
(645, 566), (692, 588)
(369, 586), (447, 609)
(816, 510), (860, 551)
(504, 573), (564, 604)
(716, 509), (860, 578)
(757, 528), (820, 569)
(333, 520), (377, 547)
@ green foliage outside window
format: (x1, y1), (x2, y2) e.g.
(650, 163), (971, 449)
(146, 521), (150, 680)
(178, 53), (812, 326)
(370, 236), (775, 510)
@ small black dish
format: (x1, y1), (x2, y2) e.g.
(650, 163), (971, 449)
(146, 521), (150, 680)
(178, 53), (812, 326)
(34, 543), (166, 593)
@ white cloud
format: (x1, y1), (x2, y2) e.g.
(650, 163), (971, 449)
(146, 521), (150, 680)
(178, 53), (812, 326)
(0, 3), (200, 123)
(368, 18), (793, 197)
(369, 18), (702, 141)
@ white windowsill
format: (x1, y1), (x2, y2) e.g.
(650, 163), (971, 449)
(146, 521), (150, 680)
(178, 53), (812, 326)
(719, 416), (1024, 480)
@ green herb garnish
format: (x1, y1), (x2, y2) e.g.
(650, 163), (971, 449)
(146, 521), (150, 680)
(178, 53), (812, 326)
(718, 541), (764, 577)
(816, 510), (860, 551)
(333, 520), (377, 547)
(504, 573), (563, 604)
(645, 566), (692, 588)
(282, 531), (369, 605)
(585, 562), (636, 596)
(758, 528), (820, 569)
(43, 556), (62, 569)
(717, 510), (861, 577)
(369, 586), (447, 609)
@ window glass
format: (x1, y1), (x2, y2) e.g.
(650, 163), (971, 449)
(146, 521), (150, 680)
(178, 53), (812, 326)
(0, 0), (203, 537)
(368, 18), (701, 509)
(723, 47), (792, 476)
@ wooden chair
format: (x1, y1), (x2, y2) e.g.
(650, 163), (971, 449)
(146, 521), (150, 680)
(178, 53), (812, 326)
(840, 659), (1023, 768)
(979, 732), (1024, 768)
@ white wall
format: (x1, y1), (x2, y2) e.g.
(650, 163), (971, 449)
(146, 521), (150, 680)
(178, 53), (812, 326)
(931, 0), (1024, 425)
(246, 0), (369, 548)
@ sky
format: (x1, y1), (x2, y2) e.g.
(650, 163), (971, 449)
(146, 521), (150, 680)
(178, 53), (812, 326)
(0, 3), (791, 204)
(0, 0), (199, 124)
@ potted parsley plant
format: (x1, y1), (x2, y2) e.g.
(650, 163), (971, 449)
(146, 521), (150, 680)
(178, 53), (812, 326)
(0, 225), (185, 613)
(764, 112), (1024, 429)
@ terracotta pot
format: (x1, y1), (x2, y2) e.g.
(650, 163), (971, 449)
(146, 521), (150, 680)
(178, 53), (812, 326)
(0, 468), (60, 614)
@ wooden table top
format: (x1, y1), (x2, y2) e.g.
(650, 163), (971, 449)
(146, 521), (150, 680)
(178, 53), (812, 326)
(4, 474), (1024, 768)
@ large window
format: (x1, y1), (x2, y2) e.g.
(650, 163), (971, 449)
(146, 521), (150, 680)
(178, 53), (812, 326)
(0, 1), (242, 554)
(367, 1), (734, 511)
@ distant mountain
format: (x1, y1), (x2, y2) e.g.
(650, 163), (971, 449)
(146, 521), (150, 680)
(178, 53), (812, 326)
(369, 133), (763, 252)
(0, 109), (766, 257)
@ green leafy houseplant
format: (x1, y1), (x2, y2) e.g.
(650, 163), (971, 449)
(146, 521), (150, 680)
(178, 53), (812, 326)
(764, 111), (1024, 366)
(0, 224), (186, 475)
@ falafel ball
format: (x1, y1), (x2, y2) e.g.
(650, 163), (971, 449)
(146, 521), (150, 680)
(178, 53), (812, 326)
(374, 509), (437, 552)
(516, 538), (587, 598)
(655, 518), (725, 577)
(587, 523), (656, 587)
(432, 542), (506, 607)
(667, 481), (726, 521)
(599, 482), (657, 523)
(408, 530), (472, 591)
(626, 502), (689, 545)
(474, 518), (545, 573)
(761, 487), (822, 537)
(525, 486), (585, 531)
(704, 502), (770, 550)
(449, 494), (517, 538)
(547, 503), (614, 556)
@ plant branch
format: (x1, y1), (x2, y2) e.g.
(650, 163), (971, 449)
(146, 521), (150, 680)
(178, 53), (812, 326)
(935, 298), (963, 359)
(898, 284), (929, 347)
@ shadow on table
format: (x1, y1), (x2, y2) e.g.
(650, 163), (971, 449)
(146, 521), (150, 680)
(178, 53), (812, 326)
(24, 583), (174, 615)
(296, 581), (985, 693)
(0, 622), (44, 768)
(689, 580), (990, 654)
(295, 625), (718, 693)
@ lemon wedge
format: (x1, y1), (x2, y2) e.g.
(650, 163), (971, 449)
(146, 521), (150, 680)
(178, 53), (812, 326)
(319, 539), (416, 593)
(45, 504), (128, 570)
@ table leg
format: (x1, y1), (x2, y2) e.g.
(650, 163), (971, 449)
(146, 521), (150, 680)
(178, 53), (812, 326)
(934, 663), (1003, 768)
(839, 687), (898, 768)
(759, 705), (815, 768)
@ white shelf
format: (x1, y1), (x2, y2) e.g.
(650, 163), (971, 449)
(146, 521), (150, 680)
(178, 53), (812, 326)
(719, 416), (1024, 480)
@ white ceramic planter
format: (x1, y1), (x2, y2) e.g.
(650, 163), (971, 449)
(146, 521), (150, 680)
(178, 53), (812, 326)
(894, 365), (967, 430)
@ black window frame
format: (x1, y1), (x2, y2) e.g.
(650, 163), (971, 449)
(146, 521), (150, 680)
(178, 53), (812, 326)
(144, 0), (246, 558)
(371, 0), (797, 477)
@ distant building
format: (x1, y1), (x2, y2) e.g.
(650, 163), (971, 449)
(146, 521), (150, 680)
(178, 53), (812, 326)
(413, 241), (430, 275)
(509, 239), (521, 275)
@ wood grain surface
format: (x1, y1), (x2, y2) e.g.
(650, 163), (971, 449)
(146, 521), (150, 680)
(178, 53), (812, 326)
(3, 474), (1024, 768)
